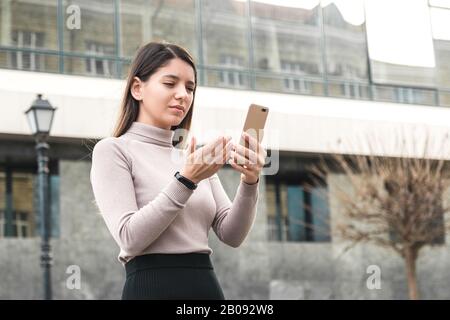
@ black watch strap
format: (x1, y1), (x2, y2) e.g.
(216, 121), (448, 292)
(174, 171), (198, 190)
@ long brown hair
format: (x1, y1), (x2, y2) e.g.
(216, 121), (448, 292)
(112, 42), (197, 148)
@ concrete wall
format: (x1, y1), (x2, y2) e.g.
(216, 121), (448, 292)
(1, 162), (450, 299)
(210, 172), (450, 300)
(0, 159), (123, 299)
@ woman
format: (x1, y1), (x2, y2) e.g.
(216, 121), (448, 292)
(90, 42), (267, 300)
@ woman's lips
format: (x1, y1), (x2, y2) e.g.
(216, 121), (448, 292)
(170, 107), (184, 114)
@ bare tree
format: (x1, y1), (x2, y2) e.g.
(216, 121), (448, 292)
(307, 146), (450, 300)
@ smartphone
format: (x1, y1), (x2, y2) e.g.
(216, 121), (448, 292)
(238, 104), (269, 147)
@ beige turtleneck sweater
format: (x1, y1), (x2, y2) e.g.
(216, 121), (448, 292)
(90, 121), (259, 264)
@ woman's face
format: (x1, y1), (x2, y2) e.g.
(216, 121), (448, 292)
(132, 58), (196, 130)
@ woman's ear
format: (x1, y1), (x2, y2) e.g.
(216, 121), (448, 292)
(130, 76), (143, 101)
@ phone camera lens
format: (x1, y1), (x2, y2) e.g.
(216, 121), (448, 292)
(262, 109), (267, 112)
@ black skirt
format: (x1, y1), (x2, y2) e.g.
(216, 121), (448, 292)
(121, 253), (225, 300)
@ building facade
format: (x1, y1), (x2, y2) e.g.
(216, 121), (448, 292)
(1, 0), (450, 299)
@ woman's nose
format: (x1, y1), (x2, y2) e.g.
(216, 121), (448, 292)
(175, 88), (188, 99)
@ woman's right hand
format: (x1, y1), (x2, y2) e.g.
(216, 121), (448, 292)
(180, 135), (233, 184)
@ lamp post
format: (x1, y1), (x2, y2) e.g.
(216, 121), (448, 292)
(24, 94), (57, 300)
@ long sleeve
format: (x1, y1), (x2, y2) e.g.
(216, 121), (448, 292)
(90, 138), (194, 256)
(209, 173), (259, 248)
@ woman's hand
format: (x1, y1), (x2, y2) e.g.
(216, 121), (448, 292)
(181, 135), (233, 184)
(229, 132), (267, 185)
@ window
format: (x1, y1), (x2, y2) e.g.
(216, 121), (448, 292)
(0, 167), (60, 238)
(63, 0), (115, 54)
(340, 82), (362, 98)
(267, 178), (330, 242)
(322, 1), (368, 82)
(0, 211), (34, 238)
(266, 183), (288, 241)
(0, 171), (36, 238)
(202, 0), (250, 66)
(1, 1), (58, 73)
(85, 42), (115, 76)
(250, 1), (323, 76)
(372, 85), (436, 105)
(120, 0), (197, 59)
(429, 2), (450, 89)
(281, 60), (313, 93)
(250, 1), (323, 93)
(201, 0), (250, 88)
(394, 87), (415, 104)
(10, 30), (45, 71)
(218, 54), (247, 88)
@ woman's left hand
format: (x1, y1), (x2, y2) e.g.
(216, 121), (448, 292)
(228, 132), (267, 185)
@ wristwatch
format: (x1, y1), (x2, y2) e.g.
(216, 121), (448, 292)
(174, 171), (198, 190)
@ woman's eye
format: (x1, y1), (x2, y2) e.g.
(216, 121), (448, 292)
(164, 83), (194, 92)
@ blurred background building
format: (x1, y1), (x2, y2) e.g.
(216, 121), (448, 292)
(1, 0), (450, 299)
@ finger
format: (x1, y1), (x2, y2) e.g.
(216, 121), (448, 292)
(234, 143), (258, 164)
(206, 136), (230, 153)
(204, 141), (229, 165)
(190, 136), (196, 155)
(238, 133), (251, 160)
(215, 140), (233, 164)
(210, 140), (233, 165)
(203, 136), (220, 159)
(246, 135), (266, 165)
(255, 129), (264, 144)
(224, 140), (234, 162)
(200, 137), (219, 162)
(242, 132), (259, 154)
(206, 136), (232, 160)
(204, 152), (222, 165)
(256, 146), (267, 166)
(228, 158), (253, 175)
(230, 150), (255, 168)
(258, 153), (267, 167)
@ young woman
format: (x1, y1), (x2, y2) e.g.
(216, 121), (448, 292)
(90, 42), (267, 300)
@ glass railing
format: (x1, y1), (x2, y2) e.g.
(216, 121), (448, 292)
(1, 46), (448, 107)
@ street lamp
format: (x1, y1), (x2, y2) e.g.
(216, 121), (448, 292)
(24, 94), (57, 300)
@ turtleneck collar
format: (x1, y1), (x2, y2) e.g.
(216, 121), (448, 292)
(123, 121), (175, 148)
